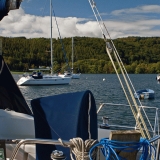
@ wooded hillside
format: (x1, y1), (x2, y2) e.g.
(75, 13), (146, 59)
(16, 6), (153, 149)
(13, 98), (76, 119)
(0, 36), (160, 74)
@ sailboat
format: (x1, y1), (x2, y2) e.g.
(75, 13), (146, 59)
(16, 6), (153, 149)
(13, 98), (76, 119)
(59, 37), (81, 79)
(17, 1), (71, 86)
(71, 37), (81, 79)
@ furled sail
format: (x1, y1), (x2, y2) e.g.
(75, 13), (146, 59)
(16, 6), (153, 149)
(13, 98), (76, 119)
(0, 55), (32, 115)
(0, 0), (22, 21)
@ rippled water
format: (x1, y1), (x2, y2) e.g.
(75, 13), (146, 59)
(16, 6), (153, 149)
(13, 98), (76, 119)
(13, 74), (160, 126)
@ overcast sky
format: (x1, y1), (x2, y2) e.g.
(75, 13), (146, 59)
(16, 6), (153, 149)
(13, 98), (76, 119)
(0, 0), (160, 39)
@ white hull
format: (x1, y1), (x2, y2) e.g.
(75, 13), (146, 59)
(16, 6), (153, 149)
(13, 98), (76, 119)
(4, 105), (159, 160)
(2, 109), (110, 160)
(17, 75), (71, 86)
(0, 109), (35, 160)
(59, 73), (81, 79)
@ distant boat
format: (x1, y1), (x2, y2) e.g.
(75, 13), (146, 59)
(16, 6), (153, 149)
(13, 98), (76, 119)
(17, 2), (71, 86)
(134, 89), (155, 99)
(17, 69), (71, 86)
(156, 74), (160, 81)
(59, 37), (81, 79)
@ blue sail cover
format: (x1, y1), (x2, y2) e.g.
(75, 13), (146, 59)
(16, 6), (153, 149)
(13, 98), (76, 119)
(31, 90), (98, 160)
(0, 0), (22, 21)
(0, 0), (8, 21)
(0, 55), (32, 115)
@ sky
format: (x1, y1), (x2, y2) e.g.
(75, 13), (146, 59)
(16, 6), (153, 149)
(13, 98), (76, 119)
(0, 0), (160, 39)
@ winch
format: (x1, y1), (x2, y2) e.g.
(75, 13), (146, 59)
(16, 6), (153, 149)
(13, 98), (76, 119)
(51, 150), (66, 160)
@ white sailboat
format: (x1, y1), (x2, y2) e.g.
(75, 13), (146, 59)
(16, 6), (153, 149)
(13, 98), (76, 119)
(59, 37), (81, 79)
(71, 37), (81, 79)
(17, 1), (71, 86)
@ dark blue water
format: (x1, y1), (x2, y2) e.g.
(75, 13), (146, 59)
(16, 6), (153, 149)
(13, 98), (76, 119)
(13, 74), (160, 127)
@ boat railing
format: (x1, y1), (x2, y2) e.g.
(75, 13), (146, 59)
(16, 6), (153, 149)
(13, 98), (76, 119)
(9, 135), (160, 160)
(9, 138), (71, 160)
(97, 103), (159, 138)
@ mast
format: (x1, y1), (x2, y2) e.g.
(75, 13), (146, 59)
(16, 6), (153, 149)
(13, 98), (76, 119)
(72, 37), (74, 73)
(50, 0), (53, 74)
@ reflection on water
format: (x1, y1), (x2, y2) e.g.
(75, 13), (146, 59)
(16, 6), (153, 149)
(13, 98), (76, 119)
(13, 74), (160, 126)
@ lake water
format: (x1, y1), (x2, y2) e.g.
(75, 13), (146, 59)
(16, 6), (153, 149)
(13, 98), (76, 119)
(13, 74), (160, 126)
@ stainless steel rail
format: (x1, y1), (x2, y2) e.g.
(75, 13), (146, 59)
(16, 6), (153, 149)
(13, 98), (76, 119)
(10, 138), (71, 160)
(97, 103), (159, 137)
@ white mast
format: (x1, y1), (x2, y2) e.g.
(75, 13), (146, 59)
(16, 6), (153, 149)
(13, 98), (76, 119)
(72, 37), (74, 73)
(50, 0), (53, 74)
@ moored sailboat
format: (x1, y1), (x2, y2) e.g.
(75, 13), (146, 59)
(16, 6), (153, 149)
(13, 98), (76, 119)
(58, 37), (81, 79)
(17, 0), (71, 86)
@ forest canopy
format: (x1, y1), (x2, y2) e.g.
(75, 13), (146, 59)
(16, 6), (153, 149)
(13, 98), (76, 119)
(0, 36), (160, 74)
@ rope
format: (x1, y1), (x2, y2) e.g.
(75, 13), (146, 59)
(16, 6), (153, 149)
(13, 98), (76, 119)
(89, 138), (156, 160)
(52, 8), (69, 67)
(106, 46), (147, 139)
(59, 138), (98, 160)
(88, 0), (151, 139)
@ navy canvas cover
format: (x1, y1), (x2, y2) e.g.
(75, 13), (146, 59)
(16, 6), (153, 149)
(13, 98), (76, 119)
(0, 55), (32, 115)
(0, 0), (8, 21)
(31, 90), (97, 160)
(0, 0), (22, 21)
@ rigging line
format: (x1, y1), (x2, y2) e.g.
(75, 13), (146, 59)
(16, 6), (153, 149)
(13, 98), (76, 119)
(88, 0), (105, 37)
(98, 15), (153, 133)
(98, 11), (153, 135)
(106, 45), (146, 138)
(108, 39), (151, 138)
(90, 0), (150, 133)
(89, 0), (140, 106)
(52, 7), (69, 67)
(112, 47), (149, 138)
(90, 0), (145, 111)
(89, 0), (151, 139)
(89, 0), (139, 105)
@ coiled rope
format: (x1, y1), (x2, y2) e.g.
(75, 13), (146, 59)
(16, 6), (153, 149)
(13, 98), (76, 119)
(59, 138), (98, 160)
(89, 138), (156, 160)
